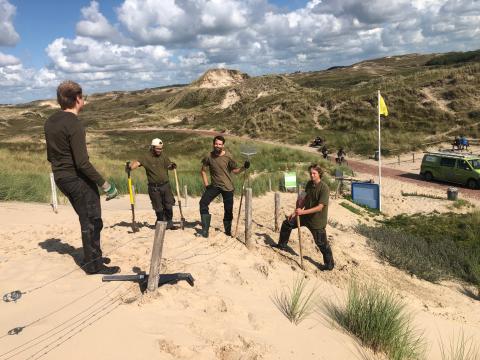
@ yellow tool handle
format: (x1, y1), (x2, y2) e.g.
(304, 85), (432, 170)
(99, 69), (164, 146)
(128, 178), (134, 205)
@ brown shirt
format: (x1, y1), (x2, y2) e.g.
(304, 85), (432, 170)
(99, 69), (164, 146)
(139, 151), (172, 184)
(202, 151), (238, 191)
(303, 180), (329, 229)
(44, 111), (105, 186)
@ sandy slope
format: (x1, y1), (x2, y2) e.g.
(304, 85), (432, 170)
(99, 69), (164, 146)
(1, 172), (479, 360)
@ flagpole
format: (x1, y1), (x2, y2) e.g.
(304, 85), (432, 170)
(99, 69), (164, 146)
(377, 90), (382, 212)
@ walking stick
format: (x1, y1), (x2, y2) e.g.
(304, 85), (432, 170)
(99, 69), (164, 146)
(296, 215), (304, 270)
(233, 170), (248, 238)
(173, 168), (185, 230)
(126, 162), (138, 232)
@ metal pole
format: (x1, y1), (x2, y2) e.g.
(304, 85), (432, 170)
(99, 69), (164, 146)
(377, 90), (382, 212)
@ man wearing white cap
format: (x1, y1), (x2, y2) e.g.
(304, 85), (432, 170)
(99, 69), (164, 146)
(126, 138), (178, 230)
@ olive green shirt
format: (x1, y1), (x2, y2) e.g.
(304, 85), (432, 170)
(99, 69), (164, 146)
(139, 151), (172, 184)
(202, 151), (238, 191)
(303, 180), (329, 229)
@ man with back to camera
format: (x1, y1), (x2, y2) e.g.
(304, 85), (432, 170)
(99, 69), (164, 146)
(198, 135), (249, 237)
(275, 164), (334, 270)
(126, 138), (178, 230)
(44, 80), (120, 275)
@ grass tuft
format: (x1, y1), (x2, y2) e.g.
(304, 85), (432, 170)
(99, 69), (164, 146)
(271, 276), (318, 325)
(440, 331), (480, 360)
(323, 281), (425, 360)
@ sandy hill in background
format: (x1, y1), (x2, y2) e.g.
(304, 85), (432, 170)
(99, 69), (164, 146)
(1, 49), (479, 156)
(192, 68), (250, 89)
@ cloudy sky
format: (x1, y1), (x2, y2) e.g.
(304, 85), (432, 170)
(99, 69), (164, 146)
(0, 0), (479, 104)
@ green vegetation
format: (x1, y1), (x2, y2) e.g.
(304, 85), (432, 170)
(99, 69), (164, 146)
(271, 276), (318, 325)
(357, 211), (480, 284)
(340, 201), (363, 216)
(0, 131), (334, 202)
(425, 49), (480, 66)
(448, 199), (475, 210)
(401, 191), (446, 200)
(322, 281), (425, 360)
(2, 50), (480, 159)
(439, 331), (480, 360)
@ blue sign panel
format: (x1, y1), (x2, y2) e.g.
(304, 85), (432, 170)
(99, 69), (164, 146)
(351, 183), (380, 209)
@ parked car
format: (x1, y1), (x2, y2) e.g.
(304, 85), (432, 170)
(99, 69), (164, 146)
(420, 152), (480, 189)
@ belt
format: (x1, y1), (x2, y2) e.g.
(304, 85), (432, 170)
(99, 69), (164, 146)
(148, 181), (169, 187)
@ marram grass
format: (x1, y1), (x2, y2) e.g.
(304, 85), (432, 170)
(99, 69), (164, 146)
(440, 331), (480, 360)
(271, 276), (318, 325)
(322, 281), (425, 360)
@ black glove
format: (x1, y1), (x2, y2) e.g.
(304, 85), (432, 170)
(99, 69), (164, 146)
(169, 162), (177, 170)
(125, 161), (131, 173)
(244, 160), (250, 169)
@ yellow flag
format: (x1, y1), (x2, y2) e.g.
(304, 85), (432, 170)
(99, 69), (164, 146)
(379, 94), (388, 116)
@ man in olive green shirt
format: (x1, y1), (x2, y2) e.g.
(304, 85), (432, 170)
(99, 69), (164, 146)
(275, 164), (334, 270)
(127, 138), (178, 230)
(198, 135), (249, 237)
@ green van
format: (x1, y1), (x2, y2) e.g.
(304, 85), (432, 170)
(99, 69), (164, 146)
(420, 152), (480, 189)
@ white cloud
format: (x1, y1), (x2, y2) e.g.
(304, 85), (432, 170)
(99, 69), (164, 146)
(0, 52), (20, 66)
(1, 0), (480, 104)
(76, 1), (123, 42)
(0, 0), (19, 46)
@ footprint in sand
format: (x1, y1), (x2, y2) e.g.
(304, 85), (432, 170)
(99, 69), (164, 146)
(157, 338), (198, 359)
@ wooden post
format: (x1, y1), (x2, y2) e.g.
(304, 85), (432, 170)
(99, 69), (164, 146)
(245, 188), (253, 249)
(147, 221), (167, 292)
(268, 177), (272, 192)
(296, 215), (304, 270)
(274, 192), (280, 232)
(183, 185), (188, 207)
(412, 153), (415, 163)
(49, 172), (58, 213)
(397, 155), (400, 165)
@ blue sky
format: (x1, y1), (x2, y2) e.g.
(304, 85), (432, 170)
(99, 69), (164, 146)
(1, 0), (479, 104)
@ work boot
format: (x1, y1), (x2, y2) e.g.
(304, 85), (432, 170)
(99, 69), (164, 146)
(274, 220), (292, 250)
(155, 211), (165, 223)
(81, 229), (99, 274)
(164, 208), (178, 230)
(223, 220), (232, 236)
(86, 264), (121, 275)
(199, 214), (211, 238)
(314, 229), (335, 271)
(166, 220), (179, 230)
(322, 249), (335, 271)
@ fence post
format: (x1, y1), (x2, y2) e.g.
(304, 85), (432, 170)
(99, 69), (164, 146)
(412, 153), (415, 163)
(397, 155), (400, 165)
(274, 192), (280, 232)
(147, 221), (167, 292)
(268, 177), (272, 192)
(50, 172), (58, 213)
(245, 188), (253, 249)
(183, 185), (188, 207)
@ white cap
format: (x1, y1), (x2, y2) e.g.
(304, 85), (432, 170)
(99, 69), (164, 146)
(151, 138), (163, 148)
